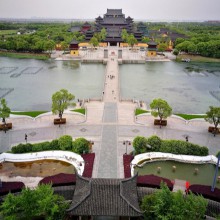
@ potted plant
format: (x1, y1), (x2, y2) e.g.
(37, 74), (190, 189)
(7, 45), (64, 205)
(52, 89), (76, 125)
(205, 106), (220, 136)
(150, 98), (172, 128)
(0, 98), (12, 132)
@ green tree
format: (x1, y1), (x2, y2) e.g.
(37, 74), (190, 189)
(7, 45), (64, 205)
(0, 98), (11, 124)
(158, 43), (167, 53)
(141, 183), (208, 220)
(173, 49), (179, 59)
(72, 137), (90, 154)
(52, 89), (75, 120)
(100, 28), (107, 41)
(121, 29), (129, 42)
(61, 41), (68, 51)
(1, 184), (69, 220)
(90, 36), (99, 47)
(150, 98), (172, 124)
(142, 37), (150, 43)
(127, 34), (137, 48)
(44, 40), (55, 53)
(205, 106), (220, 136)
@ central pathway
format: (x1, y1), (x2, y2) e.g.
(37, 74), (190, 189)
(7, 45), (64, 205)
(97, 52), (120, 178)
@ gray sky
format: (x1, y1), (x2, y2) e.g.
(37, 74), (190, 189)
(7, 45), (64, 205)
(0, 0), (219, 21)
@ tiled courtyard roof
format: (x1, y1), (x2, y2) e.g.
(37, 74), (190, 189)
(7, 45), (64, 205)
(67, 174), (142, 217)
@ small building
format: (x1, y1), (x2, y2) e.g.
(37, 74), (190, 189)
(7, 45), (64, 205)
(147, 41), (157, 57)
(67, 174), (142, 219)
(69, 40), (79, 56)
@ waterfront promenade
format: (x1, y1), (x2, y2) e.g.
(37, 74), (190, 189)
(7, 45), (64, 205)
(0, 48), (219, 180)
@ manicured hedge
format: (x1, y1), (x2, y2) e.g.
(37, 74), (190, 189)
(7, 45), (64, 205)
(0, 181), (25, 196)
(189, 185), (220, 202)
(133, 135), (209, 156)
(137, 175), (173, 190)
(11, 136), (90, 155)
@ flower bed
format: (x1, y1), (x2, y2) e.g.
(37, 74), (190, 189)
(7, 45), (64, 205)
(189, 185), (220, 202)
(123, 154), (134, 178)
(39, 173), (76, 187)
(0, 181), (25, 196)
(137, 175), (173, 190)
(82, 153), (95, 178)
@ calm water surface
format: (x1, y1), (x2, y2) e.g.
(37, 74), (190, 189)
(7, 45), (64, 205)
(120, 61), (220, 113)
(1, 57), (220, 113)
(135, 160), (220, 188)
(0, 57), (105, 111)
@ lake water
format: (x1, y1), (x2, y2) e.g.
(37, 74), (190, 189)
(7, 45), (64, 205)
(0, 57), (105, 111)
(0, 57), (219, 113)
(120, 62), (220, 113)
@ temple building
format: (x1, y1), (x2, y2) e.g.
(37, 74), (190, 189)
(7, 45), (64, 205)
(94, 9), (144, 46)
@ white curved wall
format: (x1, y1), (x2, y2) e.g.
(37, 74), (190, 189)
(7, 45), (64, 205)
(0, 151), (85, 175)
(131, 152), (219, 176)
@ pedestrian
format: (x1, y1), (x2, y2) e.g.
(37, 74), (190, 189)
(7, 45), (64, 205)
(25, 133), (28, 143)
(185, 136), (188, 142)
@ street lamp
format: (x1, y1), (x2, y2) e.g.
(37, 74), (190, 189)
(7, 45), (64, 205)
(211, 155), (220, 192)
(123, 140), (131, 155)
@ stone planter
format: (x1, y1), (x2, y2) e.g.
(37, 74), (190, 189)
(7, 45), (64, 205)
(208, 126), (219, 134)
(54, 118), (66, 125)
(154, 119), (167, 126)
(0, 123), (12, 131)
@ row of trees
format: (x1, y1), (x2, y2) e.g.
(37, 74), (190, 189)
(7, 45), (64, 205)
(145, 98), (220, 135)
(141, 183), (208, 220)
(175, 38), (220, 58)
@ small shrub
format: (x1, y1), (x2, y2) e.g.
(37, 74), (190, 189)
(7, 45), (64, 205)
(50, 139), (59, 150)
(133, 136), (148, 154)
(146, 135), (162, 151)
(216, 151), (220, 158)
(58, 135), (72, 151)
(72, 138), (90, 154)
(134, 135), (209, 156)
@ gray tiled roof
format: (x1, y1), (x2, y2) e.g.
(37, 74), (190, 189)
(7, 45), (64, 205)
(103, 17), (127, 24)
(67, 174), (142, 217)
(106, 9), (123, 15)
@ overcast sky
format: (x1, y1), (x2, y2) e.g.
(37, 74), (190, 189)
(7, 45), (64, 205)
(0, 0), (219, 21)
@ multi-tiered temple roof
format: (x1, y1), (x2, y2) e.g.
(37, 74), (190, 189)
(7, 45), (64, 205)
(92, 9), (143, 45)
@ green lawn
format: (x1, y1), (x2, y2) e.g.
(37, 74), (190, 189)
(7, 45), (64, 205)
(177, 54), (220, 63)
(175, 113), (206, 120)
(135, 108), (149, 116)
(71, 108), (86, 115)
(11, 111), (48, 117)
(0, 52), (49, 60)
(0, 30), (17, 36)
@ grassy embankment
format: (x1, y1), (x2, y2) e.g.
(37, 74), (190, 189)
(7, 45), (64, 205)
(177, 54), (220, 63)
(71, 108), (86, 115)
(11, 111), (48, 117)
(0, 51), (50, 60)
(135, 108), (206, 120)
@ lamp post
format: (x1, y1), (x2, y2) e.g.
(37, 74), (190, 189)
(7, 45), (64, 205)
(211, 155), (220, 192)
(123, 140), (131, 155)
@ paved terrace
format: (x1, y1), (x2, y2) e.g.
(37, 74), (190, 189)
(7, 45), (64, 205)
(0, 48), (219, 180)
